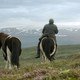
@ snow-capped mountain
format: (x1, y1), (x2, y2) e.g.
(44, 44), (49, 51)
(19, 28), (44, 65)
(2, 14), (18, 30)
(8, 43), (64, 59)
(0, 27), (80, 48)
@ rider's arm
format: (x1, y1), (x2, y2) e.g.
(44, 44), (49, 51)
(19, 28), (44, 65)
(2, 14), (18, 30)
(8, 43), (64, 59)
(54, 25), (58, 34)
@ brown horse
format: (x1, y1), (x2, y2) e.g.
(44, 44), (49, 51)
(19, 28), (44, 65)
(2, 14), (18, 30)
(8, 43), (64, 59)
(0, 32), (21, 69)
(40, 36), (57, 62)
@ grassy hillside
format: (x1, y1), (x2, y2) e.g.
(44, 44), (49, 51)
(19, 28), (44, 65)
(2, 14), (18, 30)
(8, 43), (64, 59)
(0, 45), (80, 80)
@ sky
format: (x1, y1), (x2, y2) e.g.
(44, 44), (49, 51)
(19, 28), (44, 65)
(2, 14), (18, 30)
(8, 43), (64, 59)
(0, 0), (80, 29)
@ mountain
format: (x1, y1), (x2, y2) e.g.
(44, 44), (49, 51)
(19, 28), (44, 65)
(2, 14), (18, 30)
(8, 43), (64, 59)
(57, 28), (80, 45)
(0, 27), (40, 48)
(0, 27), (80, 48)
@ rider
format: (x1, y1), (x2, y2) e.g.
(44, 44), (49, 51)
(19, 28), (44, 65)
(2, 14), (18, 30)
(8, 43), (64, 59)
(35, 18), (58, 58)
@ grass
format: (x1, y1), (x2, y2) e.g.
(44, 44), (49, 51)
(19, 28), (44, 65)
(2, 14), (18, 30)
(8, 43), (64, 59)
(0, 45), (80, 80)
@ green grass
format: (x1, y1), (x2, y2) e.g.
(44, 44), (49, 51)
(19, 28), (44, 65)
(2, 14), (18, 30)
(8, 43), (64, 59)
(0, 45), (80, 80)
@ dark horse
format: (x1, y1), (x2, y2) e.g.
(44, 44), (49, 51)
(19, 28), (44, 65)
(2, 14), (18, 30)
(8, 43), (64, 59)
(0, 32), (21, 69)
(40, 36), (57, 62)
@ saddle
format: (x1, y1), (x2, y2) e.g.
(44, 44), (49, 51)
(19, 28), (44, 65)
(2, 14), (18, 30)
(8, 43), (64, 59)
(39, 34), (56, 41)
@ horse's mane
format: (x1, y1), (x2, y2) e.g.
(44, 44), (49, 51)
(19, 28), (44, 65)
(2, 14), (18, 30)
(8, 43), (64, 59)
(0, 32), (5, 35)
(0, 32), (9, 37)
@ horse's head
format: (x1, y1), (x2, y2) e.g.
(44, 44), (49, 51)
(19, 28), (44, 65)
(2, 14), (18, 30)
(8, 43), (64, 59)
(0, 32), (9, 49)
(0, 33), (5, 49)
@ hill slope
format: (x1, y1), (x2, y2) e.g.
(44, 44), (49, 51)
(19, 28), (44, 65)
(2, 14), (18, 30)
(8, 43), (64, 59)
(0, 45), (80, 80)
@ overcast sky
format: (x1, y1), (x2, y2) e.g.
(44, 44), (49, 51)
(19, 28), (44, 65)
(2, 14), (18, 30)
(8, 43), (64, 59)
(0, 0), (80, 29)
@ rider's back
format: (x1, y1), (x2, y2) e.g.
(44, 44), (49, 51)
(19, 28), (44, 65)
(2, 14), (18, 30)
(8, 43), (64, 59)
(42, 23), (58, 35)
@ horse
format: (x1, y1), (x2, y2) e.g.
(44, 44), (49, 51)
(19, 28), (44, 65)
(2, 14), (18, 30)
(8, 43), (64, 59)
(40, 36), (57, 62)
(0, 32), (21, 69)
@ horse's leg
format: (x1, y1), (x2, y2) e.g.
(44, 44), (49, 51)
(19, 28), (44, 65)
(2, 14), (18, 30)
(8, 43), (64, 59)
(7, 46), (12, 70)
(5, 60), (8, 69)
(43, 53), (47, 62)
(40, 43), (46, 63)
(40, 42), (50, 63)
(3, 53), (8, 69)
(41, 50), (50, 63)
(42, 52), (46, 62)
(1, 48), (8, 69)
(42, 53), (50, 64)
(14, 65), (18, 69)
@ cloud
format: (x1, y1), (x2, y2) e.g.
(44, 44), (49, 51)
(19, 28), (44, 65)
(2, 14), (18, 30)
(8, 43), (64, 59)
(0, 0), (80, 29)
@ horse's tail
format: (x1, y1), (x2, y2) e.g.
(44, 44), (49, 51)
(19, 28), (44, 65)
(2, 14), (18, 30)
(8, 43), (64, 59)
(42, 38), (52, 61)
(11, 37), (21, 68)
(50, 43), (57, 60)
